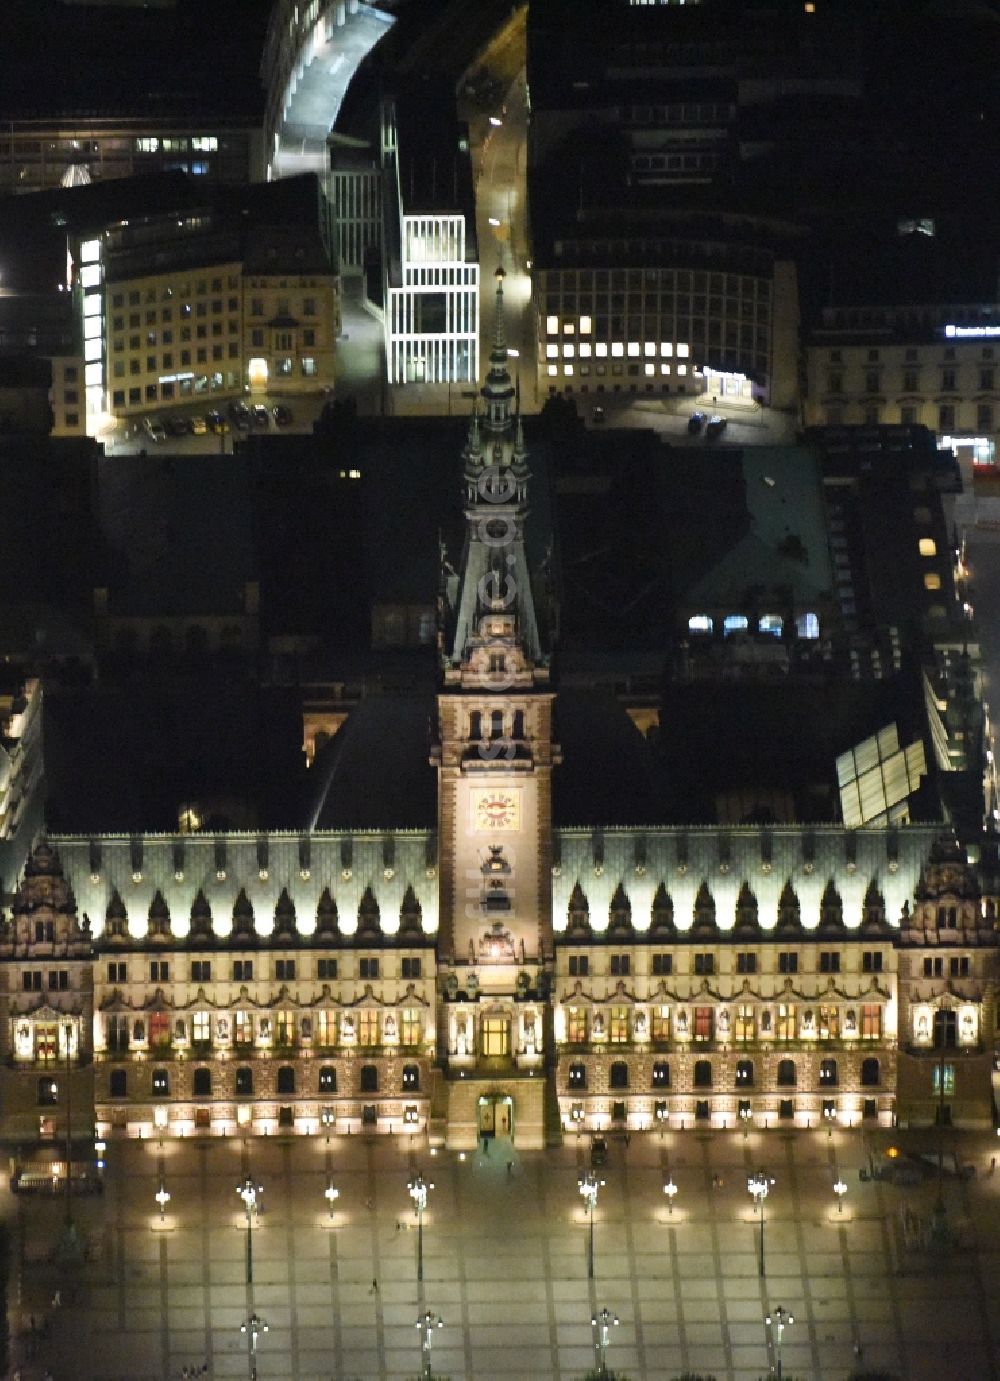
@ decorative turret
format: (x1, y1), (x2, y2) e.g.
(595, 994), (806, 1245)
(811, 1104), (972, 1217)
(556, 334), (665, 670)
(104, 889), (129, 943)
(147, 890), (171, 941)
(818, 878), (844, 932)
(649, 881), (675, 936)
(10, 839), (89, 954)
(399, 884), (423, 937)
(776, 879), (803, 934)
(231, 887), (256, 943)
(607, 881), (634, 936)
(733, 880), (760, 933)
(357, 886), (382, 939)
(860, 878), (886, 933)
(189, 888), (214, 943)
(566, 881), (592, 937)
(273, 887), (298, 941)
(315, 887), (340, 939)
(692, 880), (717, 933)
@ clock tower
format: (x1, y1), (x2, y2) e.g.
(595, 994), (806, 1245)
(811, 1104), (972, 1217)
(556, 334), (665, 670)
(432, 266), (559, 1148)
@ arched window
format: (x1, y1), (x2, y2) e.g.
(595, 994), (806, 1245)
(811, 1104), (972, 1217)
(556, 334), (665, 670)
(109, 1069), (127, 1098)
(609, 1061), (629, 1089)
(235, 1066), (254, 1097)
(192, 1067), (212, 1097)
(776, 1058), (796, 1088)
(735, 1059), (754, 1087)
(360, 1064), (379, 1093)
(318, 1065), (337, 1093)
(652, 1060), (670, 1088)
(151, 1068), (170, 1097)
(796, 612), (820, 639)
(688, 615), (713, 634)
(512, 710), (525, 739)
(758, 614), (783, 637)
(277, 1065), (296, 1095)
(694, 1059), (712, 1089)
(820, 1057), (838, 1086)
(37, 1077), (58, 1106)
(723, 615), (749, 636)
(860, 1057), (880, 1087)
(469, 711), (482, 740)
(402, 1064), (420, 1091)
(489, 710), (504, 740)
(568, 1062), (587, 1089)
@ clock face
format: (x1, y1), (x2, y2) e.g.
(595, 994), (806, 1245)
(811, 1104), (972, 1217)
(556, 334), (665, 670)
(471, 787), (521, 832)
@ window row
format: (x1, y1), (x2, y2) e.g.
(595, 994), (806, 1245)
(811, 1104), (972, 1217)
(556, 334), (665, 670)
(103, 1062), (422, 1100)
(103, 1007), (424, 1051)
(566, 949), (882, 978)
(106, 955), (416, 984)
(563, 1002), (883, 1044)
(578, 1096), (882, 1123)
(567, 1055), (881, 1091)
(111, 275), (238, 306)
(688, 612), (820, 640)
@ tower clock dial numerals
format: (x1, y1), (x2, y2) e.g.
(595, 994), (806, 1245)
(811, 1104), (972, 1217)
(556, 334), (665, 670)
(471, 787), (520, 832)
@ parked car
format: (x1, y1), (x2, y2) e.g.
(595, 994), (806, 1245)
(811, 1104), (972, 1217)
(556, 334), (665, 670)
(706, 415), (728, 439)
(206, 410), (228, 435)
(190, 415), (208, 436)
(164, 414), (190, 437)
(251, 403), (270, 428)
(687, 411), (706, 435)
(272, 404), (293, 427)
(591, 405), (606, 424)
(228, 400), (252, 429)
(143, 416), (167, 443)
(590, 1137), (608, 1167)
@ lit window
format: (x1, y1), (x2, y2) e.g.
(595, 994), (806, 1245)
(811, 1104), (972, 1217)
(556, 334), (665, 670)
(579, 342), (592, 358)
(595, 343), (608, 358)
(546, 344), (558, 359)
(688, 615), (713, 634)
(563, 343), (575, 358)
(611, 343), (624, 358)
(677, 343), (690, 358)
(579, 315), (592, 334)
(547, 365), (558, 377)
(677, 364), (687, 376)
(80, 239), (100, 264)
(627, 342), (641, 357)
(645, 363), (655, 376)
(546, 315), (558, 334)
(563, 322), (575, 335)
(644, 342), (656, 357)
(924, 572), (942, 590)
(563, 364), (574, 376)
(80, 265), (101, 290)
(660, 364), (670, 375)
(660, 342), (673, 356)
(723, 615), (749, 635)
(796, 612), (820, 639)
(759, 614), (783, 636)
(919, 538), (937, 557)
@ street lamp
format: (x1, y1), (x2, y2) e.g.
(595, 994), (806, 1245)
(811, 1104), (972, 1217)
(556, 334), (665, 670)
(155, 1181), (171, 1222)
(408, 1173), (434, 1284)
(240, 1311), (268, 1381)
(324, 1180), (340, 1220)
(578, 1170), (604, 1280)
(236, 1177), (263, 1285)
(765, 1304), (793, 1381)
(663, 1178), (678, 1215)
(58, 1019), (81, 1262)
(823, 1104), (837, 1140)
(591, 1306), (620, 1380)
(833, 1177), (847, 1215)
(747, 1172), (774, 1278)
(415, 1309), (444, 1379)
(739, 1104), (752, 1140)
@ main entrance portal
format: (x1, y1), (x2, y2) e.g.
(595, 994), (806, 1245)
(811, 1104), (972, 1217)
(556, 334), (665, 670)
(477, 1092), (513, 1140)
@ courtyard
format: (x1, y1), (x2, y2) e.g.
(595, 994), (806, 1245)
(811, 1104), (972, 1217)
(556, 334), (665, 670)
(5, 1124), (1000, 1380)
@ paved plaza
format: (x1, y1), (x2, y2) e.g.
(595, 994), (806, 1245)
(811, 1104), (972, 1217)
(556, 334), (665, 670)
(5, 1125), (1000, 1380)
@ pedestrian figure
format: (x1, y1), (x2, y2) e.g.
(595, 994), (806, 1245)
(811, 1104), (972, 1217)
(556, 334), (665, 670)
(854, 1339), (863, 1358)
(51, 1289), (61, 1308)
(624, 1134), (631, 1149)
(370, 1277), (378, 1294)
(29, 1313), (35, 1334)
(506, 1160), (513, 1176)
(482, 1135), (489, 1155)
(365, 1196), (374, 1211)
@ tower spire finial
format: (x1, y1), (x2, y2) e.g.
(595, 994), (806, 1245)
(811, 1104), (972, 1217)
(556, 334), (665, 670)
(481, 261), (515, 433)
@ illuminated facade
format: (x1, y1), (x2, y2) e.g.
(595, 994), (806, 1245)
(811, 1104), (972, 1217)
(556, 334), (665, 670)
(0, 281), (996, 1157)
(806, 315), (1000, 466)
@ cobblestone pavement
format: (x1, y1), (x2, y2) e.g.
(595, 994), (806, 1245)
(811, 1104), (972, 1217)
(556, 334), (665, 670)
(5, 1126), (1000, 1380)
